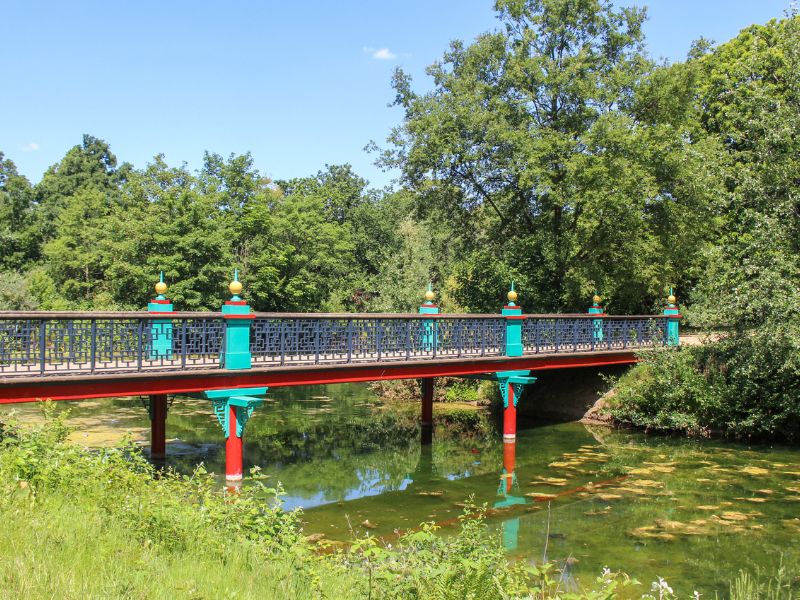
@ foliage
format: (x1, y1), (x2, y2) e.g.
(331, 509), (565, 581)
(378, 0), (722, 313)
(610, 14), (800, 442)
(610, 337), (800, 441)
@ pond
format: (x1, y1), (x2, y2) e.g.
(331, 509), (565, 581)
(2, 383), (799, 594)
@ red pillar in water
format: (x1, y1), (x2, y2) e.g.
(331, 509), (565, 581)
(421, 378), (434, 444)
(226, 404), (244, 481)
(150, 394), (168, 459)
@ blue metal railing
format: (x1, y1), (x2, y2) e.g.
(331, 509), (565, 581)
(0, 311), (668, 378)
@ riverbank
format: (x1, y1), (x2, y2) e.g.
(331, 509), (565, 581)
(593, 332), (800, 443)
(0, 410), (640, 599)
(4, 395), (800, 596)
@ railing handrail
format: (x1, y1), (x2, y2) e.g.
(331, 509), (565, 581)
(0, 311), (222, 319)
(0, 310), (669, 320)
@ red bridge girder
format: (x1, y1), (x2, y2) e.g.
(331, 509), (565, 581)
(0, 350), (637, 403)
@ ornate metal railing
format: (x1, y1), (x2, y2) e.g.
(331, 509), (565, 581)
(0, 312), (668, 378)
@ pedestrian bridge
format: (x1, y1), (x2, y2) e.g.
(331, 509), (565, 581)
(0, 274), (681, 481)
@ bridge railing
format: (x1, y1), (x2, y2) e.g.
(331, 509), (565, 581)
(522, 315), (669, 353)
(250, 313), (507, 366)
(0, 312), (669, 378)
(0, 312), (223, 377)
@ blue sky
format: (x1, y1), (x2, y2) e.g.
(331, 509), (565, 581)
(1, 0), (792, 188)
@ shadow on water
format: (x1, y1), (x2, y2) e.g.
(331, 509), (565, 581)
(3, 383), (800, 592)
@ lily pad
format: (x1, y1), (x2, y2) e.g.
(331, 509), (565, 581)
(525, 492), (558, 500)
(741, 466), (770, 476)
(719, 511), (750, 521)
(597, 493), (623, 501)
(630, 479), (663, 488)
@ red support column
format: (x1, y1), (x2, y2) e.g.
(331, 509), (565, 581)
(150, 394), (167, 459)
(421, 377), (434, 445)
(503, 384), (517, 441)
(226, 404), (244, 481)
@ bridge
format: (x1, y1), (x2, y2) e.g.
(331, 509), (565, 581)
(0, 273), (681, 482)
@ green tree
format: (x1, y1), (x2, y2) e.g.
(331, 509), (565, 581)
(0, 152), (38, 269)
(380, 0), (721, 313)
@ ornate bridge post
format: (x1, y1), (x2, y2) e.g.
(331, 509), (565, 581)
(419, 282), (439, 351)
(588, 292), (605, 345)
(419, 284), (439, 444)
(147, 273), (172, 459)
(664, 288), (680, 346)
(497, 283), (536, 442)
(199, 271), (266, 483)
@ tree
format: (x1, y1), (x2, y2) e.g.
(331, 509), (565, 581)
(33, 135), (131, 242)
(0, 152), (38, 269)
(380, 0), (721, 312)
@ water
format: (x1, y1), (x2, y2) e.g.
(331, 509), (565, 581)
(2, 383), (799, 593)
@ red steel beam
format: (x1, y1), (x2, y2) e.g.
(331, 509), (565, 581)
(0, 352), (638, 404)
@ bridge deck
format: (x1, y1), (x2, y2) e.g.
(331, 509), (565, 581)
(0, 348), (639, 403)
(0, 311), (672, 402)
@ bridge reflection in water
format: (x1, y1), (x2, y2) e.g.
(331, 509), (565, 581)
(0, 273), (681, 481)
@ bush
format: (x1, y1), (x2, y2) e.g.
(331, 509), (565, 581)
(611, 329), (800, 441)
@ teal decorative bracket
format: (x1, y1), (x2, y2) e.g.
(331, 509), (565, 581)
(497, 371), (537, 408)
(198, 387), (268, 439)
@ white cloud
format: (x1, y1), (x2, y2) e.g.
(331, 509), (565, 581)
(363, 46), (397, 60)
(372, 47), (397, 60)
(22, 142), (39, 152)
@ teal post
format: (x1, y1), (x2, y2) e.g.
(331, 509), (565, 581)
(664, 288), (680, 346)
(221, 269), (253, 369)
(418, 282), (440, 352)
(197, 271), (265, 482)
(588, 292), (604, 344)
(148, 271), (173, 359)
(502, 282), (523, 357)
(497, 283), (536, 441)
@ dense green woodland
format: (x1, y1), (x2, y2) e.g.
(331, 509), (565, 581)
(1, 1), (798, 438)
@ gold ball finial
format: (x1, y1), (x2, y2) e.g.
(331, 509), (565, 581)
(507, 289), (518, 303)
(155, 281), (167, 295)
(229, 280), (243, 296)
(593, 294), (601, 304)
(424, 289), (435, 302)
(668, 293), (676, 304)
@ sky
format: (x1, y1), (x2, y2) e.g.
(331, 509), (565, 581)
(1, 0), (793, 189)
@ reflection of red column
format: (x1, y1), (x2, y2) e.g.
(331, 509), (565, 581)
(503, 439), (516, 494)
(226, 404), (243, 481)
(421, 378), (434, 445)
(150, 394), (167, 459)
(503, 384), (516, 441)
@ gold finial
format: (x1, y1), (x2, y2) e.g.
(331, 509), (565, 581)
(229, 269), (243, 298)
(667, 287), (676, 305)
(507, 281), (518, 303)
(424, 282), (435, 302)
(593, 294), (601, 304)
(155, 271), (167, 297)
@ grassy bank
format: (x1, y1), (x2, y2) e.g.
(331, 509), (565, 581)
(0, 407), (601, 599)
(1, 407), (794, 598)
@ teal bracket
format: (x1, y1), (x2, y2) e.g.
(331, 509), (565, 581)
(198, 387), (267, 438)
(497, 371), (537, 408)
